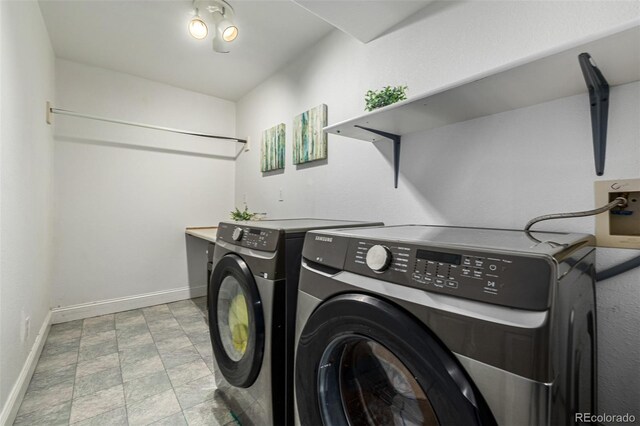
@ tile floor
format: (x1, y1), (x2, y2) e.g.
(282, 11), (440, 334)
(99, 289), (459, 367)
(14, 297), (242, 425)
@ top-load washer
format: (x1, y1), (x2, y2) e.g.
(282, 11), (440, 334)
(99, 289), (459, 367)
(208, 219), (383, 425)
(295, 225), (597, 426)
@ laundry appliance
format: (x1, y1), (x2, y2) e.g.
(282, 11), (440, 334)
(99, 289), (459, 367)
(208, 219), (383, 425)
(295, 225), (597, 426)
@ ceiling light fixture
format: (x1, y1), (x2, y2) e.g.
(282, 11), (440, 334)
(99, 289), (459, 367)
(190, 0), (238, 53)
(188, 11), (208, 40)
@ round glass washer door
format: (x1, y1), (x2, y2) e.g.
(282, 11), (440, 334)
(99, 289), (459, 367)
(323, 337), (438, 426)
(209, 254), (264, 388)
(295, 294), (496, 426)
(217, 275), (250, 362)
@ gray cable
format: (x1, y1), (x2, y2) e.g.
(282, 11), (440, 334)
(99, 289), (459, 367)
(524, 197), (628, 231)
(525, 196), (640, 282)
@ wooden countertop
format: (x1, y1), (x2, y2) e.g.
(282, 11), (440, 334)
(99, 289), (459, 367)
(185, 227), (217, 243)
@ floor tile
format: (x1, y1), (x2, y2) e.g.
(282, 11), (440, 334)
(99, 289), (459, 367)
(142, 305), (173, 319)
(78, 339), (118, 362)
(182, 397), (236, 426)
(121, 354), (165, 382)
(41, 337), (81, 358)
(47, 328), (83, 346)
(123, 370), (173, 405)
(180, 320), (209, 336)
(119, 343), (159, 366)
(193, 342), (213, 359)
(13, 400), (71, 426)
(74, 366), (122, 398)
(34, 350), (78, 374)
(159, 345), (201, 369)
(173, 374), (217, 410)
(187, 332), (211, 347)
(116, 322), (149, 340)
(115, 309), (146, 329)
(50, 320), (83, 333)
(147, 317), (181, 332)
(166, 358), (211, 387)
(150, 327), (187, 343)
(83, 314), (115, 335)
(69, 384), (125, 424)
(27, 363), (76, 393)
(126, 389), (181, 426)
(17, 379), (74, 416)
(201, 353), (215, 374)
(150, 411), (188, 425)
(167, 300), (197, 311)
(155, 334), (193, 354)
(117, 330), (155, 349)
(79, 329), (116, 348)
(76, 352), (119, 378)
(72, 406), (128, 426)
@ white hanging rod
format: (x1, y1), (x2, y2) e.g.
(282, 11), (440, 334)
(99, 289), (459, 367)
(46, 102), (247, 143)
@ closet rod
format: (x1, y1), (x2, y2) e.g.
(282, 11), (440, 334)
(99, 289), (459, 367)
(46, 104), (247, 143)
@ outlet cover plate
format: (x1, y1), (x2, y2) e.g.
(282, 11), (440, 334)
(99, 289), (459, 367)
(594, 178), (640, 248)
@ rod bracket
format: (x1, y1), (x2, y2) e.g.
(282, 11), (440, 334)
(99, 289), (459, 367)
(579, 52), (609, 176)
(355, 125), (401, 188)
(46, 101), (52, 125)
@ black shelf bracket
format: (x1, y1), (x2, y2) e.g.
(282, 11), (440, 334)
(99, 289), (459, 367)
(355, 125), (401, 188)
(579, 52), (610, 176)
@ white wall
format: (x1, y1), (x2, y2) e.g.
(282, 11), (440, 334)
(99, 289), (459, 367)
(53, 60), (237, 309)
(0, 0), (55, 418)
(235, 1), (640, 419)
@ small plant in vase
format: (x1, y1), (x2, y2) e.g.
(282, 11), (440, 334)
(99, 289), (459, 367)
(364, 85), (408, 111)
(230, 206), (257, 221)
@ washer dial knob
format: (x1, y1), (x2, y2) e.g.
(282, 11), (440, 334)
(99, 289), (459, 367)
(366, 245), (392, 272)
(232, 227), (244, 241)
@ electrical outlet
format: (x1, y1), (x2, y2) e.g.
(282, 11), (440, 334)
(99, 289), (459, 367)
(594, 179), (640, 248)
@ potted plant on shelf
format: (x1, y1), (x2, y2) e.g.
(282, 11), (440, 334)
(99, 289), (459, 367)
(230, 206), (257, 221)
(364, 85), (408, 111)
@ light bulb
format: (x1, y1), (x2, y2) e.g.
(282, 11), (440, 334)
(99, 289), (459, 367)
(189, 18), (208, 40)
(222, 25), (238, 42)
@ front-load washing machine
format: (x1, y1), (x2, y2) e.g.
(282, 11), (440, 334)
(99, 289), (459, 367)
(295, 225), (597, 426)
(209, 219), (382, 425)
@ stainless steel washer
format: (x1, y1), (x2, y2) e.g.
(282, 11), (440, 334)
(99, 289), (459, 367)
(208, 219), (382, 425)
(295, 225), (597, 426)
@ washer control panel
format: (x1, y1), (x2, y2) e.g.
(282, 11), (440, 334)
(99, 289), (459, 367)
(217, 223), (280, 251)
(346, 239), (553, 310)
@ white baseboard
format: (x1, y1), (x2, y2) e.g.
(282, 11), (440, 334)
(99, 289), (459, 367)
(0, 311), (52, 426)
(51, 285), (207, 324)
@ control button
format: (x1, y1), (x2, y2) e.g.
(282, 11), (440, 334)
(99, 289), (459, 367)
(445, 280), (458, 289)
(461, 268), (471, 276)
(232, 227), (244, 241)
(366, 245), (392, 272)
(474, 259), (484, 267)
(486, 280), (497, 288)
(412, 273), (423, 280)
(463, 257), (472, 266)
(489, 264), (497, 271)
(424, 276), (433, 283)
(473, 269), (483, 278)
(434, 279), (445, 287)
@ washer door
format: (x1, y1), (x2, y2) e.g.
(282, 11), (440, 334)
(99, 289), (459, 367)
(296, 294), (496, 426)
(209, 254), (265, 388)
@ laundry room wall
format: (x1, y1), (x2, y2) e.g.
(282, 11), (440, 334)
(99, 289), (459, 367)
(235, 1), (640, 420)
(52, 60), (238, 313)
(0, 0), (55, 421)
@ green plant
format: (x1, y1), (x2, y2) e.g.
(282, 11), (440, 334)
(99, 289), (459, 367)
(230, 206), (257, 221)
(364, 85), (408, 111)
